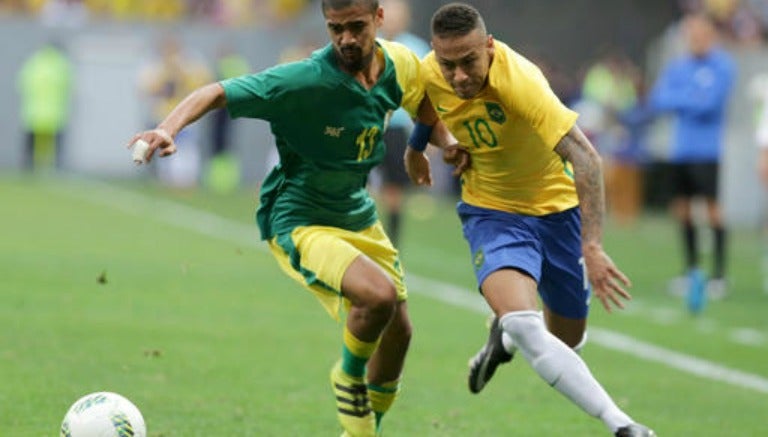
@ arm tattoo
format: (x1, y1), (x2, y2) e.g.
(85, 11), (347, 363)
(553, 126), (605, 246)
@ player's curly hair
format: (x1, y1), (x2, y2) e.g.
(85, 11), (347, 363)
(321, 0), (379, 14)
(431, 2), (487, 38)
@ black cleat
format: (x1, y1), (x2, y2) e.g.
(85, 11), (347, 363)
(615, 423), (656, 437)
(468, 316), (514, 394)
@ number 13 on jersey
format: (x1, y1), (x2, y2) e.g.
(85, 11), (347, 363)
(356, 126), (379, 161)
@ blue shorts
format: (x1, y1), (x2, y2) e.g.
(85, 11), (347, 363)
(457, 202), (590, 319)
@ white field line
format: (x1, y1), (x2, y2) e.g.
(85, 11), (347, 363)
(54, 179), (768, 395)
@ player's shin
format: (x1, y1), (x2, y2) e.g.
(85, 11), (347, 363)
(499, 311), (633, 433)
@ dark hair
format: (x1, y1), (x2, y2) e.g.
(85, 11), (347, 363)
(321, 0), (379, 14)
(431, 2), (486, 38)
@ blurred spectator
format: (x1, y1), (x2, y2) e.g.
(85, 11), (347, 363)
(138, 35), (212, 188)
(375, 0), (431, 248)
(529, 52), (579, 108)
(750, 72), (768, 293)
(16, 41), (73, 172)
(649, 12), (736, 307)
(206, 42), (251, 193)
(608, 74), (655, 226)
(756, 74), (768, 188)
(578, 48), (647, 226)
(40, 0), (88, 27)
(580, 47), (639, 149)
(678, 0), (767, 45)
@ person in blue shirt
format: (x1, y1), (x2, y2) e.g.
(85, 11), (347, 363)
(650, 12), (736, 310)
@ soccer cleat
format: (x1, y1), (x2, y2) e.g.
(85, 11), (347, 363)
(615, 423), (656, 436)
(468, 316), (514, 394)
(686, 268), (707, 314)
(330, 361), (376, 437)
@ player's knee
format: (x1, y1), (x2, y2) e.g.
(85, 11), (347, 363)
(362, 277), (398, 318)
(572, 331), (588, 354)
(499, 310), (548, 353)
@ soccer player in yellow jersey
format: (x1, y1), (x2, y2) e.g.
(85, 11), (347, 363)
(404, 3), (654, 436)
(127, 1), (458, 436)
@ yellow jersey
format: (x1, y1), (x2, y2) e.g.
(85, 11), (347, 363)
(422, 40), (579, 216)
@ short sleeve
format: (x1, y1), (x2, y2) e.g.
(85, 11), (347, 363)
(497, 50), (577, 148)
(379, 39), (424, 119)
(221, 62), (309, 121)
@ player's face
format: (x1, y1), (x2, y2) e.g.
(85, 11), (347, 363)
(325, 4), (383, 73)
(432, 29), (494, 99)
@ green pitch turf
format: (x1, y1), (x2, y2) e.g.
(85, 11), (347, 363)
(1, 175), (766, 436)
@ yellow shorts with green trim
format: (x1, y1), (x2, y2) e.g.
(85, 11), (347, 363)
(268, 221), (407, 320)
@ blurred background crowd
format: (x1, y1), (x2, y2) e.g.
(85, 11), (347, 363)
(2, 0), (768, 237)
(0, 0), (312, 26)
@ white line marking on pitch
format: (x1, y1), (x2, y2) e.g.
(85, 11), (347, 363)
(54, 178), (768, 394)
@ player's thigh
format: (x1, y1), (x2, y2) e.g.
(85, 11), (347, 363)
(669, 163), (695, 199)
(481, 268), (539, 314)
(352, 221), (407, 300)
(457, 202), (543, 313)
(341, 255), (397, 306)
(270, 224), (403, 317)
(537, 208), (590, 323)
(691, 162), (719, 199)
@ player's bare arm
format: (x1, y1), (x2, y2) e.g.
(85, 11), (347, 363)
(127, 83), (227, 163)
(405, 96), (468, 185)
(554, 125), (632, 312)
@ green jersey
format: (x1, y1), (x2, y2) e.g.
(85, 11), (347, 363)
(221, 40), (423, 240)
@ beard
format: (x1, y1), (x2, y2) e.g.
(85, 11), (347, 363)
(336, 44), (374, 73)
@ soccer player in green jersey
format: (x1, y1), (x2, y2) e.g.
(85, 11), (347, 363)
(405, 3), (654, 436)
(127, 1), (456, 435)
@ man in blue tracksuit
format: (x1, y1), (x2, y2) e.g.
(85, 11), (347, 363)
(650, 12), (736, 311)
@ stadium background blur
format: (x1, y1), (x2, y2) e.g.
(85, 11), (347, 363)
(1, 0), (767, 227)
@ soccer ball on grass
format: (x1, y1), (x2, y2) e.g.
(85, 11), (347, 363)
(60, 392), (146, 437)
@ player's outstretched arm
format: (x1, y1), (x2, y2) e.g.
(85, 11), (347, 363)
(405, 95), (468, 185)
(404, 96), (439, 186)
(554, 125), (632, 312)
(127, 83), (227, 163)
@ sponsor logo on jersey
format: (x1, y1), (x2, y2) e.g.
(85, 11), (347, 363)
(324, 126), (345, 137)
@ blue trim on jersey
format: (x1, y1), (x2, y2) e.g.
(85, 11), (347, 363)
(457, 202), (590, 319)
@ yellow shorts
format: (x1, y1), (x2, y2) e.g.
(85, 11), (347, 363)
(268, 221), (407, 320)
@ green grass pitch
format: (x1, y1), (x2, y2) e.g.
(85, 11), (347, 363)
(1, 175), (766, 436)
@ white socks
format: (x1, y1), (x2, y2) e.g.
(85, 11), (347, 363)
(499, 311), (632, 433)
(500, 317), (586, 354)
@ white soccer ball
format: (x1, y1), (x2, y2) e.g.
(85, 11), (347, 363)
(60, 392), (146, 437)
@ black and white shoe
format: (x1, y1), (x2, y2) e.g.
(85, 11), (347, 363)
(615, 423), (656, 437)
(467, 316), (514, 394)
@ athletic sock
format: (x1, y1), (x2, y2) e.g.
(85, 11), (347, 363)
(341, 325), (378, 378)
(683, 222), (698, 270)
(712, 226), (726, 279)
(502, 328), (587, 354)
(499, 311), (632, 433)
(368, 380), (400, 433)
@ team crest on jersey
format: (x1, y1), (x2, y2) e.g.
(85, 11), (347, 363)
(485, 102), (506, 124)
(473, 248), (485, 270)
